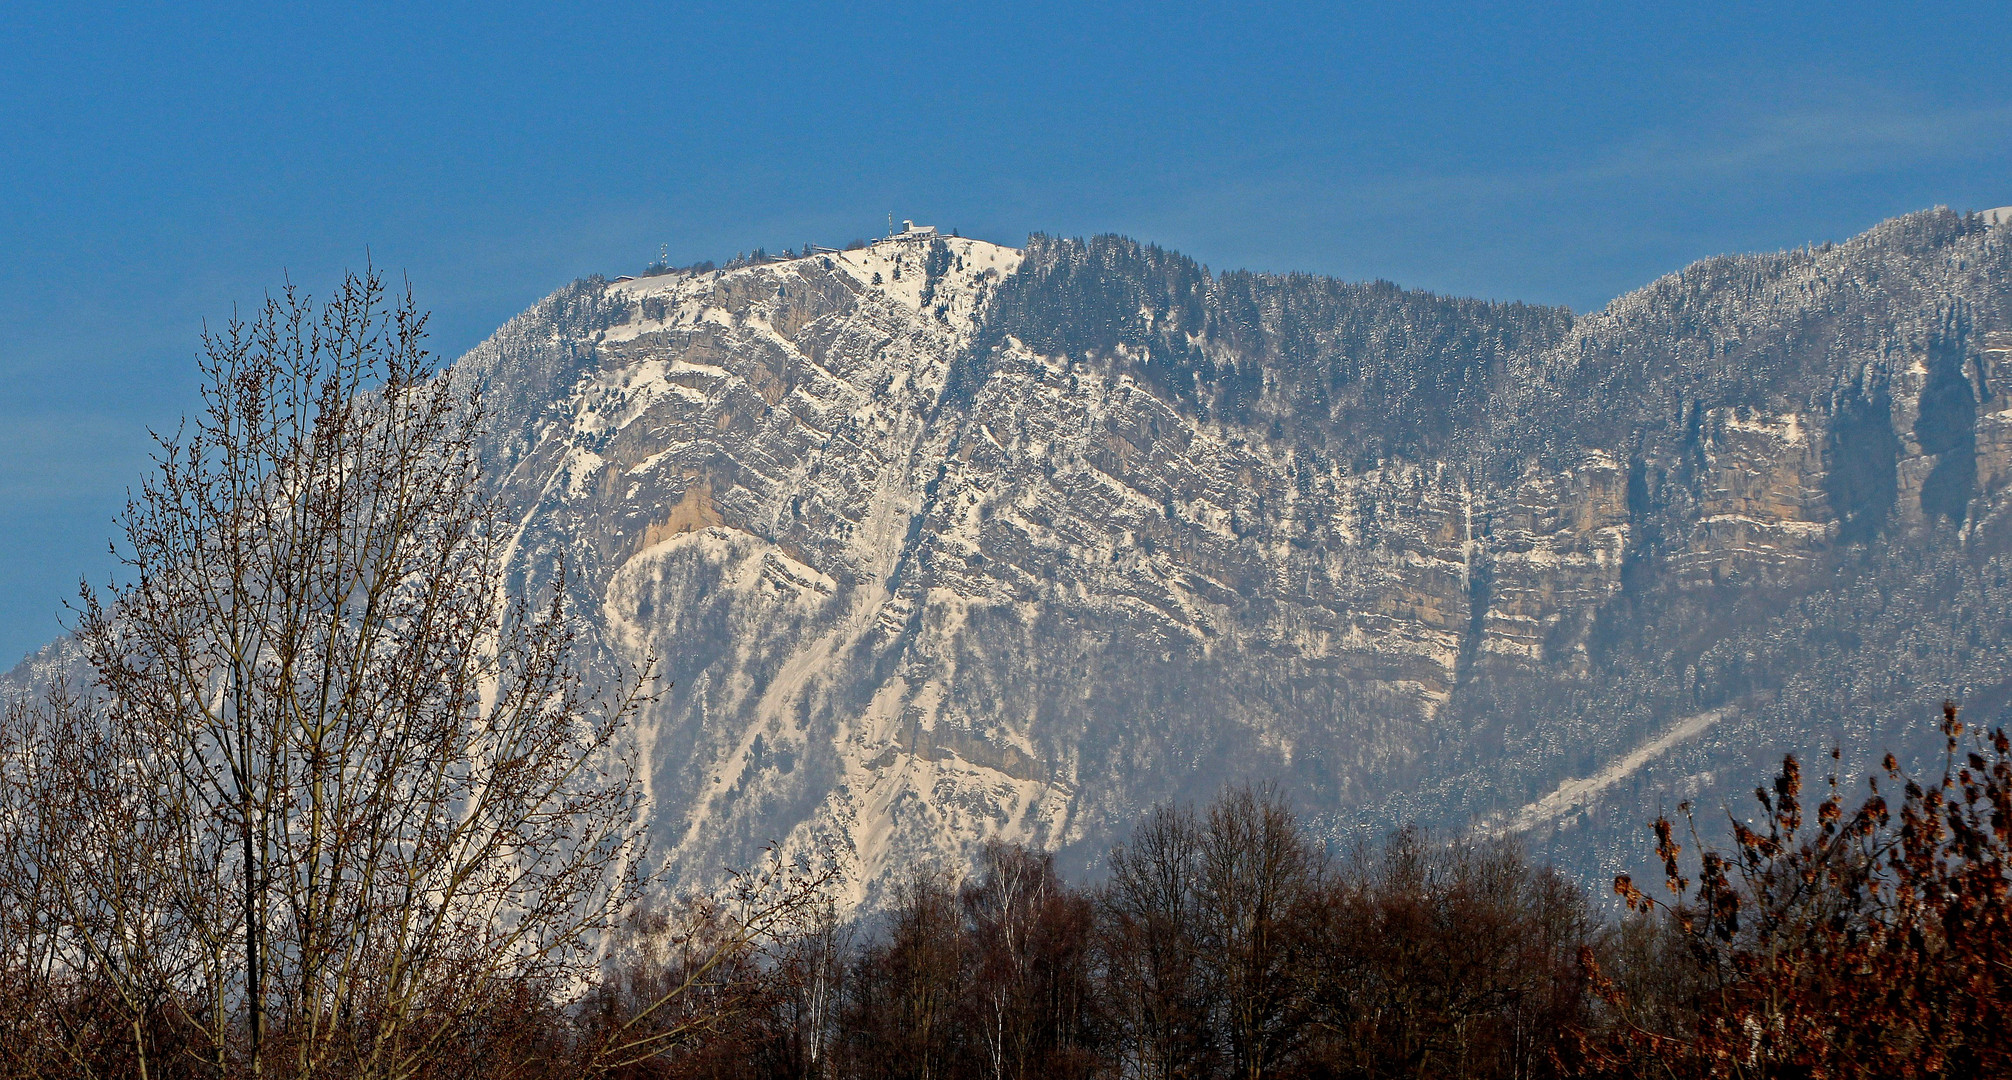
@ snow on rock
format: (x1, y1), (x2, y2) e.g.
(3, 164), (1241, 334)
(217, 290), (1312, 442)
(423, 208), (2012, 907)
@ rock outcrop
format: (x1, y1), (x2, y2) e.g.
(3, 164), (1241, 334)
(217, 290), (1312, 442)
(54, 209), (2012, 905)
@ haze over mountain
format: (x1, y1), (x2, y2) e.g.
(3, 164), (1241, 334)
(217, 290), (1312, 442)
(20, 207), (2012, 904)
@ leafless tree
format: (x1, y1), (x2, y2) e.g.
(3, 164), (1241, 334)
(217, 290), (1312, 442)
(585, 841), (841, 1076)
(0, 676), (218, 1076)
(776, 898), (850, 1079)
(1100, 804), (1211, 1080)
(1, 267), (651, 1079)
(841, 871), (967, 1080)
(961, 843), (1094, 1080)
(1307, 826), (1592, 1080)
(1196, 785), (1322, 1080)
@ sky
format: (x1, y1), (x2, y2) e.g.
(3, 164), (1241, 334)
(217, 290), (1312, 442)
(3, 1), (2010, 664)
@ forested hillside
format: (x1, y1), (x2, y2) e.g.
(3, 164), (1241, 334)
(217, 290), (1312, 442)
(11, 209), (2012, 904)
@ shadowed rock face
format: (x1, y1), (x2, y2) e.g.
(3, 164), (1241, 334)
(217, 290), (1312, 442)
(26, 210), (2011, 906)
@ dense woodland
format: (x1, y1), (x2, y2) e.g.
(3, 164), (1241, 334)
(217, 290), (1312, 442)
(572, 700), (2012, 1080)
(7, 703), (2011, 1078)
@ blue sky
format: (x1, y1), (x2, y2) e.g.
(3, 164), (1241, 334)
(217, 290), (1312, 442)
(3, 1), (2010, 663)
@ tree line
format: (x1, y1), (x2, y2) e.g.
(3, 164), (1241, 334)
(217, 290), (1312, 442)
(636, 788), (1592, 1080)
(578, 714), (2012, 1080)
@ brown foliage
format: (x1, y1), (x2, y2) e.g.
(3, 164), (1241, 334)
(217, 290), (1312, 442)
(1582, 702), (2012, 1078)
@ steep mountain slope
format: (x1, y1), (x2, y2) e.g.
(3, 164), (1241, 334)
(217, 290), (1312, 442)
(448, 209), (2012, 901)
(24, 210), (2012, 905)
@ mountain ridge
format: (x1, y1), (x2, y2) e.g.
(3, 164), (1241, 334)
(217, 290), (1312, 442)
(16, 208), (2012, 907)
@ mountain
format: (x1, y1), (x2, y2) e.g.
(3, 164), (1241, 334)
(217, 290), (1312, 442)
(29, 210), (2012, 905)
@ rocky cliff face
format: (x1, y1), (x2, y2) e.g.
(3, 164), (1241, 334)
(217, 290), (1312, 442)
(276, 210), (2012, 901)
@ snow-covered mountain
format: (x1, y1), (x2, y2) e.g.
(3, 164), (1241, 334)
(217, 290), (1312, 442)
(27, 210), (2012, 905)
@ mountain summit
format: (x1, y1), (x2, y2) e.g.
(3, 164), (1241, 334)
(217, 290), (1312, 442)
(28, 211), (2012, 905)
(456, 210), (2012, 903)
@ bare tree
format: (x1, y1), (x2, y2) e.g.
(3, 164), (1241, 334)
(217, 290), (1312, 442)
(775, 897), (850, 1079)
(1100, 804), (1212, 1080)
(961, 843), (1094, 1080)
(1303, 826), (1594, 1080)
(841, 871), (967, 1080)
(0, 676), (218, 1077)
(2, 267), (651, 1079)
(1197, 785), (1321, 1080)
(585, 841), (840, 1075)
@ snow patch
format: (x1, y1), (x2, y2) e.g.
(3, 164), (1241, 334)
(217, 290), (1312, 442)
(1493, 707), (1734, 835)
